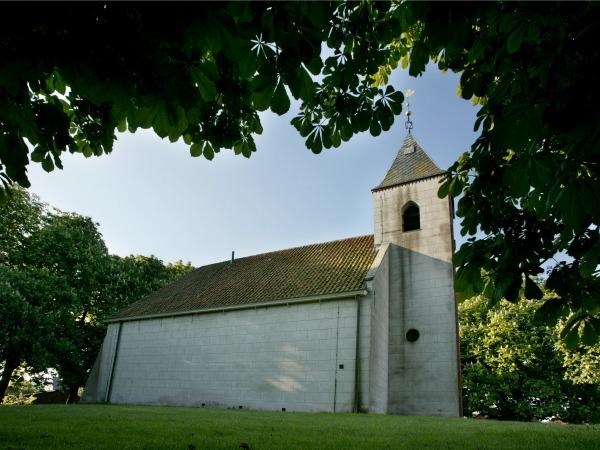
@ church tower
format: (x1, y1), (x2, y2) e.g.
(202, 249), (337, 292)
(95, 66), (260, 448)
(369, 133), (461, 416)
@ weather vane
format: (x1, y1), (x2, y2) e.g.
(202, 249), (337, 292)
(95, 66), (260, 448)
(404, 89), (414, 134)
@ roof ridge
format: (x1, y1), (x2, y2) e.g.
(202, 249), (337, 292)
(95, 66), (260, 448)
(208, 234), (374, 265)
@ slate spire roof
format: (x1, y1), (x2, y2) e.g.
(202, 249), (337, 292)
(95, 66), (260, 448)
(110, 235), (377, 321)
(373, 134), (445, 191)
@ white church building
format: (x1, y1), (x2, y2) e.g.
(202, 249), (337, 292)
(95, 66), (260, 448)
(83, 134), (462, 416)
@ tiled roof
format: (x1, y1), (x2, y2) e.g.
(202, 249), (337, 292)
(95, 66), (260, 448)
(110, 235), (377, 321)
(373, 134), (445, 191)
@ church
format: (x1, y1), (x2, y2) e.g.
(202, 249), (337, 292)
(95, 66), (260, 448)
(82, 133), (461, 416)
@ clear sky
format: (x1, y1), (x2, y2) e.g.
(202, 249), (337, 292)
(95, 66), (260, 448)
(27, 64), (479, 267)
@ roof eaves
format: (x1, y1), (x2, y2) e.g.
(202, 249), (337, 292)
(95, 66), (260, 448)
(106, 288), (369, 323)
(371, 171), (447, 193)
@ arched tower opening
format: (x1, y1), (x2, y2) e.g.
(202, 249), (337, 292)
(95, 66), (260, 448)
(402, 201), (420, 232)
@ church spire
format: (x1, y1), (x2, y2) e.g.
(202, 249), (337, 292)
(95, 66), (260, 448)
(404, 89), (414, 135)
(373, 91), (445, 191)
(373, 135), (445, 192)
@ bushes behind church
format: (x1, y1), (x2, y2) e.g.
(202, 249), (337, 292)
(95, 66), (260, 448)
(460, 294), (600, 423)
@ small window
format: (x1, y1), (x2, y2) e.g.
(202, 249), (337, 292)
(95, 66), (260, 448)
(406, 329), (420, 342)
(402, 202), (420, 231)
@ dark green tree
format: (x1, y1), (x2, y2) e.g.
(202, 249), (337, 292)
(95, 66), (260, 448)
(0, 187), (60, 402)
(0, 188), (44, 265)
(1, 2), (598, 343)
(0, 2), (404, 188)
(0, 266), (73, 402)
(105, 255), (194, 313)
(18, 212), (110, 402)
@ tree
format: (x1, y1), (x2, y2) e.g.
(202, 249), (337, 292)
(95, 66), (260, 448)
(407, 2), (600, 349)
(1, 2), (598, 343)
(16, 212), (110, 403)
(0, 188), (44, 265)
(0, 190), (195, 402)
(0, 2), (403, 189)
(104, 256), (194, 313)
(0, 187), (60, 402)
(0, 266), (73, 402)
(460, 294), (600, 423)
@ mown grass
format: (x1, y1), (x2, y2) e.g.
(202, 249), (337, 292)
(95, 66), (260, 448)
(0, 404), (598, 449)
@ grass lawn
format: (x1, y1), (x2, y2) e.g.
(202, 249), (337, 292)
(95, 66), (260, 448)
(0, 405), (598, 450)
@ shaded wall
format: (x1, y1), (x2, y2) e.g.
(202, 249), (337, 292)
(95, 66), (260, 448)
(386, 244), (459, 416)
(367, 245), (390, 413)
(372, 174), (460, 416)
(82, 323), (121, 403)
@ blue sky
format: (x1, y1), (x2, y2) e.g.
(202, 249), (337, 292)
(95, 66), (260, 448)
(27, 64), (479, 267)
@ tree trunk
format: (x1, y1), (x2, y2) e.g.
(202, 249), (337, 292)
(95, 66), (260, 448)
(66, 383), (79, 404)
(0, 355), (20, 403)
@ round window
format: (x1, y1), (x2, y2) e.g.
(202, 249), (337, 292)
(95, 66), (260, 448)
(406, 329), (420, 342)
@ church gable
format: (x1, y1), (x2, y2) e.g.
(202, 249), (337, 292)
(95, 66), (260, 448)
(110, 235), (377, 321)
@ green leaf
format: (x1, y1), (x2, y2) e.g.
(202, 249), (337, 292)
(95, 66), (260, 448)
(369, 119), (381, 137)
(190, 142), (203, 157)
(306, 129), (322, 153)
(238, 50), (257, 79)
(153, 107), (171, 138)
(134, 107), (156, 129)
(250, 116), (263, 134)
(305, 57), (323, 76)
(507, 26), (524, 54)
(289, 66), (314, 102)
(199, 60), (218, 81)
(491, 275), (511, 303)
(203, 21), (222, 52)
(82, 145), (93, 158)
(321, 126), (332, 149)
(331, 131), (341, 148)
(31, 149), (45, 163)
(581, 320), (598, 346)
(524, 277), (543, 300)
(438, 179), (450, 199)
(52, 71), (66, 95)
(449, 178), (463, 196)
(116, 119), (127, 133)
(234, 140), (254, 157)
(503, 165), (529, 197)
(387, 90), (404, 115)
(251, 74), (276, 111)
(580, 256), (598, 278)
(271, 82), (290, 115)
(339, 118), (353, 142)
(563, 325), (580, 350)
(534, 297), (565, 326)
(191, 67), (217, 102)
(203, 142), (215, 161)
(41, 155), (54, 172)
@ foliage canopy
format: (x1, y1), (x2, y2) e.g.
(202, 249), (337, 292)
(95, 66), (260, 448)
(1, 2), (599, 344)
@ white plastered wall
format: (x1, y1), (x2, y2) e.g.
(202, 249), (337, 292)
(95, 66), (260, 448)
(94, 298), (372, 413)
